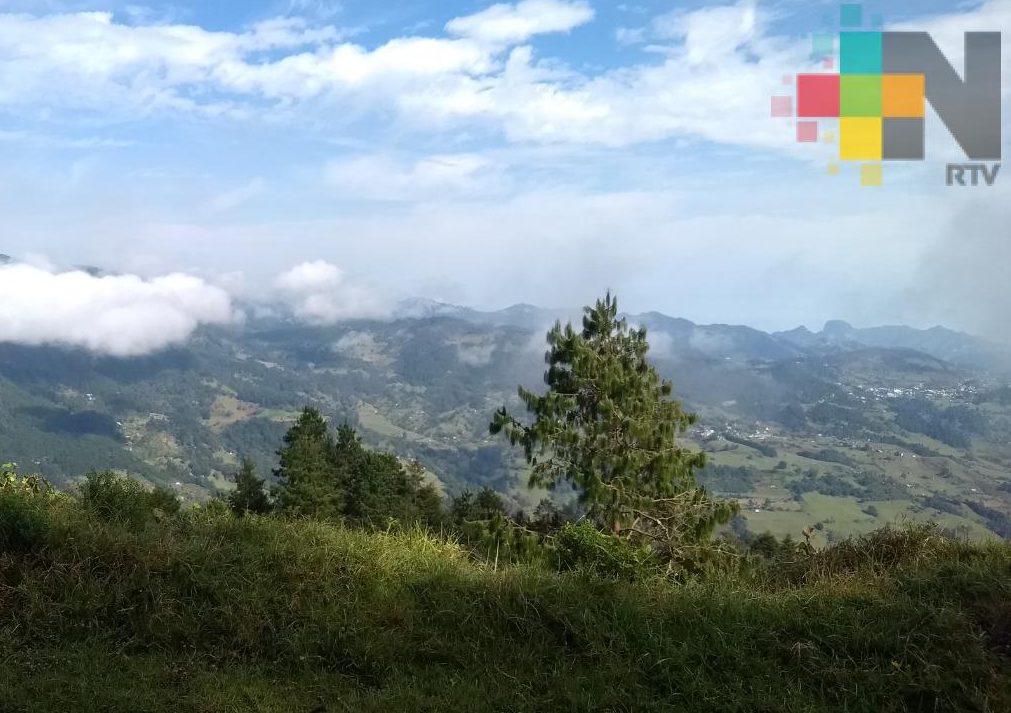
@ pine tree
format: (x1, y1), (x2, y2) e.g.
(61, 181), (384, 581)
(405, 459), (445, 527)
(490, 292), (736, 551)
(273, 407), (340, 518)
(273, 411), (442, 527)
(530, 498), (567, 534)
(229, 457), (271, 516)
(450, 488), (507, 523)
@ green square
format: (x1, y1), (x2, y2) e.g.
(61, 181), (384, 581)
(840, 32), (882, 74)
(841, 75), (882, 116)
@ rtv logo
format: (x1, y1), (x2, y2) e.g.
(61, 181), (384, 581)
(771, 4), (1002, 187)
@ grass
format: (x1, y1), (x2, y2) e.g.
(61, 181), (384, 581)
(205, 395), (261, 433)
(1, 486), (1011, 712)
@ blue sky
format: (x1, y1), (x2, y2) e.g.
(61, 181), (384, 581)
(0, 0), (1008, 356)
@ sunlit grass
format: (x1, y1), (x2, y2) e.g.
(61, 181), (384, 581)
(2, 488), (1010, 712)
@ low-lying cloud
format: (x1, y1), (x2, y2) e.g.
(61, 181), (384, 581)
(0, 263), (235, 357)
(273, 260), (391, 324)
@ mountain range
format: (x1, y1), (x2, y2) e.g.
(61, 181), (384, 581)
(2, 300), (1010, 544)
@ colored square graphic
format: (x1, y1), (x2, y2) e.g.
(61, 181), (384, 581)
(841, 4), (863, 28)
(797, 74), (840, 117)
(883, 117), (925, 160)
(882, 74), (925, 117)
(841, 75), (882, 116)
(841, 117), (882, 160)
(840, 32), (882, 74)
(812, 33), (835, 59)
(861, 163), (883, 186)
(797, 121), (819, 143)
(772, 12), (930, 182)
(771, 96), (793, 117)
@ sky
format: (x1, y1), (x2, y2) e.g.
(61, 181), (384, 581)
(0, 0), (1009, 356)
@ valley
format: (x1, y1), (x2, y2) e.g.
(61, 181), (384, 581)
(2, 302), (1011, 545)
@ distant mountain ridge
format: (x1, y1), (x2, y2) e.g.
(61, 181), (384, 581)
(393, 299), (1008, 370)
(773, 320), (1009, 369)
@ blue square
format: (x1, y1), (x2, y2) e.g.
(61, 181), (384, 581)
(841, 32), (882, 74)
(812, 32), (835, 59)
(841, 4), (863, 28)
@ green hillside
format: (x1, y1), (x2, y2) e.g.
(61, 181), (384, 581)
(2, 478), (1010, 712)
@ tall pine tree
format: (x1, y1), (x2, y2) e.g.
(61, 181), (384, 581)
(491, 292), (735, 552)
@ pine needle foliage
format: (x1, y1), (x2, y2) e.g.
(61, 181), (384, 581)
(490, 293), (736, 550)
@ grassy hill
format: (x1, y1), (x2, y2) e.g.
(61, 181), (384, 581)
(2, 478), (1010, 712)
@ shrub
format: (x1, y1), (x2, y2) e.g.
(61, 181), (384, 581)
(0, 465), (55, 554)
(554, 521), (660, 581)
(77, 471), (179, 529)
(0, 489), (49, 554)
(771, 524), (956, 586)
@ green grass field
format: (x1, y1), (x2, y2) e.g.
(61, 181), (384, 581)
(2, 480), (1011, 712)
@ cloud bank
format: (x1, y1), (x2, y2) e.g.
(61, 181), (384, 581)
(0, 263), (235, 357)
(0, 260), (397, 356)
(273, 260), (390, 325)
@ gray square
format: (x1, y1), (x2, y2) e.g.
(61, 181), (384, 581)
(883, 118), (925, 160)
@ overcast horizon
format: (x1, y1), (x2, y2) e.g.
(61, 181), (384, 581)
(0, 0), (1009, 355)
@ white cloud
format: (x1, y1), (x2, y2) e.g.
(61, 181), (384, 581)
(0, 0), (1006, 156)
(445, 0), (594, 45)
(274, 260), (342, 292)
(0, 129), (134, 149)
(203, 178), (266, 213)
(0, 12), (344, 115)
(324, 153), (500, 200)
(0, 263), (235, 356)
(456, 342), (496, 366)
(333, 330), (393, 365)
(0, 1), (795, 152)
(284, 0), (345, 21)
(646, 330), (674, 359)
(273, 260), (390, 324)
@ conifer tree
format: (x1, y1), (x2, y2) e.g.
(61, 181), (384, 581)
(491, 292), (735, 551)
(228, 457), (271, 516)
(405, 459), (445, 527)
(273, 407), (340, 518)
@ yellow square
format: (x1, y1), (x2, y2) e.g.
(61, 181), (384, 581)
(861, 163), (883, 186)
(827, 163), (840, 175)
(841, 118), (882, 160)
(822, 130), (836, 144)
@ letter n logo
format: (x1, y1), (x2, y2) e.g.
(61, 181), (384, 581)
(883, 32), (1001, 161)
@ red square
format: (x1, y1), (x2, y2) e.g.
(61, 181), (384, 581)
(797, 74), (840, 117)
(797, 121), (818, 142)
